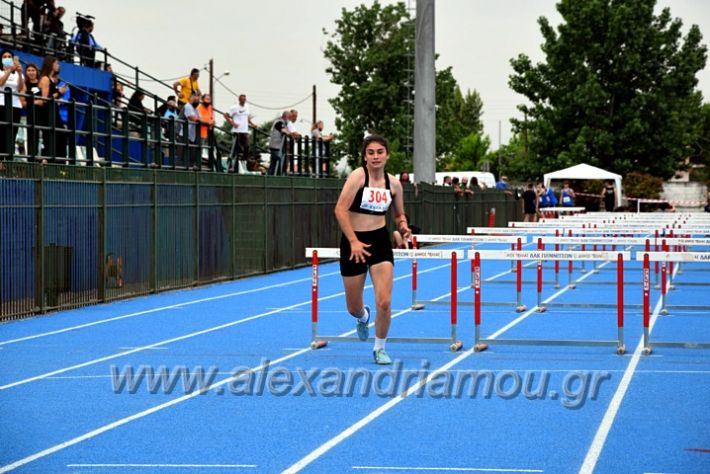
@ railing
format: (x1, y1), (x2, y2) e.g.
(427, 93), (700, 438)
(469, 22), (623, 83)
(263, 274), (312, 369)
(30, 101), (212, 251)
(0, 0), (109, 68)
(1, 89), (333, 175)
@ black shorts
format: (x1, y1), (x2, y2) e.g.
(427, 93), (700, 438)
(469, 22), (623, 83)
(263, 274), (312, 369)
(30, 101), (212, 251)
(340, 226), (394, 277)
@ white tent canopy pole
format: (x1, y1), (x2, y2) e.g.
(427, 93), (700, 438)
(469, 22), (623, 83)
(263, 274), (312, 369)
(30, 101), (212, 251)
(543, 163), (623, 208)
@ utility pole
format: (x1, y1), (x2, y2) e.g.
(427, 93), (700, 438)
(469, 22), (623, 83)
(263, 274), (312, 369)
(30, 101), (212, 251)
(208, 58), (214, 103)
(312, 85), (317, 126)
(413, 0), (436, 185)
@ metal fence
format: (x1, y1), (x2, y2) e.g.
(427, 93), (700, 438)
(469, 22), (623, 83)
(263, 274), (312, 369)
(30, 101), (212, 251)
(1, 89), (332, 176)
(0, 162), (520, 321)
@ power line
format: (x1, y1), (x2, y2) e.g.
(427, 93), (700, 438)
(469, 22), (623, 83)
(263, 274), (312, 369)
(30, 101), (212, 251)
(214, 76), (313, 111)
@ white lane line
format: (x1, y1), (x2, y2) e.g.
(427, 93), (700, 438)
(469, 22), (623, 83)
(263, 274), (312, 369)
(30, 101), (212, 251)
(43, 368), (710, 381)
(0, 271), (341, 347)
(0, 263), (451, 391)
(578, 295), (665, 474)
(0, 349), (311, 473)
(281, 262), (606, 473)
(352, 466), (543, 472)
(0, 253), (515, 472)
(0, 263), (467, 473)
(66, 463), (256, 469)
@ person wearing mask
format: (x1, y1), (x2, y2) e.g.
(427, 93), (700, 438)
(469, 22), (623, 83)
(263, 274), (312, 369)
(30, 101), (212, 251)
(197, 94), (217, 171)
(0, 49), (24, 159)
(177, 92), (201, 170)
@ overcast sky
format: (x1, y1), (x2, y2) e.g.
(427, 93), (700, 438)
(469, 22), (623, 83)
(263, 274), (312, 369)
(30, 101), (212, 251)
(65, 0), (710, 147)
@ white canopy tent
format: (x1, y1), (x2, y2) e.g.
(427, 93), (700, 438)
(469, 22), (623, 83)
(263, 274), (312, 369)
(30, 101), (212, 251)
(543, 163), (623, 208)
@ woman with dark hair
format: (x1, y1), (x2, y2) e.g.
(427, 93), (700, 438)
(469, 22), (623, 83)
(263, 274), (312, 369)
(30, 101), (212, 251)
(334, 134), (411, 365)
(37, 54), (68, 162)
(601, 180), (616, 212)
(21, 62), (41, 156)
(0, 49), (24, 158)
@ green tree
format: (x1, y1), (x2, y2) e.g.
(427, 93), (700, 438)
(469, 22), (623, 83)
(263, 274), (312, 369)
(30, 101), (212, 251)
(323, 1), (413, 169)
(442, 132), (490, 171)
(323, 2), (484, 173)
(436, 67), (484, 160)
(508, 0), (707, 179)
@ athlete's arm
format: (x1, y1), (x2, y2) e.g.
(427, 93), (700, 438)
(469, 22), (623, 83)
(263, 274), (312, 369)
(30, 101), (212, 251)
(334, 169), (371, 262)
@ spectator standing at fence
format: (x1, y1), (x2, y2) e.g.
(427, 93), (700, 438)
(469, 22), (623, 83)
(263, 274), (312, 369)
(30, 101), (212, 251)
(496, 175), (509, 190)
(311, 120), (333, 156)
(75, 20), (101, 68)
(334, 134), (410, 365)
(173, 68), (200, 110)
(559, 181), (576, 207)
(127, 90), (151, 136)
(460, 177), (474, 196)
(37, 54), (67, 162)
(267, 111), (289, 176)
(601, 180), (616, 212)
(21, 1), (41, 35)
(177, 92), (201, 170)
(224, 94), (256, 173)
(522, 182), (537, 222)
(0, 50), (25, 158)
(45, 6), (65, 55)
(20, 63), (40, 156)
(197, 93), (217, 171)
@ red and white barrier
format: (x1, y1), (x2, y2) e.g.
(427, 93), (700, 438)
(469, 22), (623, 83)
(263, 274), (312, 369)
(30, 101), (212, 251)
(305, 247), (464, 352)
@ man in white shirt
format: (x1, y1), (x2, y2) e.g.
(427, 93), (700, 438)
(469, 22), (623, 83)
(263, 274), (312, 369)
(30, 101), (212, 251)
(224, 94), (257, 173)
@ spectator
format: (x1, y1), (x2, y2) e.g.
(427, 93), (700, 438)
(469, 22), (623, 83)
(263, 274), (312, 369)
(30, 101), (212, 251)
(21, 62), (40, 156)
(267, 110), (289, 175)
(45, 6), (66, 55)
(127, 90), (150, 135)
(74, 20), (101, 68)
(311, 120), (333, 154)
(177, 92), (201, 170)
(559, 181), (576, 207)
(156, 94), (176, 118)
(0, 49), (25, 159)
(496, 175), (509, 190)
(37, 54), (68, 162)
(286, 109), (301, 138)
(196, 93), (218, 171)
(223, 93), (256, 173)
(704, 198), (710, 213)
(601, 180), (616, 212)
(21, 1), (41, 35)
(452, 177), (463, 196)
(522, 182), (537, 222)
(460, 177), (474, 196)
(173, 68), (200, 110)
(469, 176), (481, 191)
(442, 175), (452, 186)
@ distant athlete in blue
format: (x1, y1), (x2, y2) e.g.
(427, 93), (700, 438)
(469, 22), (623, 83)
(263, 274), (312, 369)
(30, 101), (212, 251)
(334, 135), (411, 365)
(559, 181), (576, 207)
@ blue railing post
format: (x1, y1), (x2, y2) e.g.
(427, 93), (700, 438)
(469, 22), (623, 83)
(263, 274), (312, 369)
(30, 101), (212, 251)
(68, 98), (77, 164)
(86, 98), (95, 165)
(2, 89), (13, 159)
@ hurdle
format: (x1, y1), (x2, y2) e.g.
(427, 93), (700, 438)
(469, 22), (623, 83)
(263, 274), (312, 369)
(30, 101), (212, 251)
(410, 234), (528, 313)
(639, 251), (710, 354)
(306, 247), (465, 352)
(470, 249), (628, 355)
